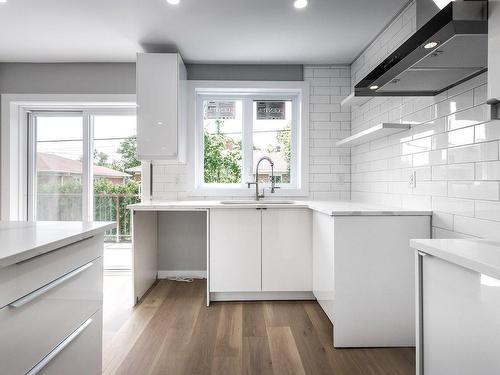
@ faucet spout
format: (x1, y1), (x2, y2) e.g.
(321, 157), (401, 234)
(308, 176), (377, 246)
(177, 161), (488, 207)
(247, 156), (278, 201)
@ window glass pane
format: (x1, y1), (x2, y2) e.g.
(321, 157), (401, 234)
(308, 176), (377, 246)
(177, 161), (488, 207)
(203, 100), (243, 184)
(35, 115), (83, 221)
(253, 101), (292, 184)
(93, 115), (140, 244)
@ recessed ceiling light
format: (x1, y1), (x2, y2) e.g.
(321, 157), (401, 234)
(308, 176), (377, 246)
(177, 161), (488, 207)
(294, 0), (308, 9)
(166, 0), (180, 5)
(369, 85), (379, 90)
(423, 41), (439, 49)
(0, 0), (8, 4)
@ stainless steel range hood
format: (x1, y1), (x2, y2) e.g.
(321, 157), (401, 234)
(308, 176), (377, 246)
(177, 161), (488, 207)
(354, 0), (488, 97)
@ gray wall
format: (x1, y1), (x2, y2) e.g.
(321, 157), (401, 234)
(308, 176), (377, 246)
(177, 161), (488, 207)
(157, 211), (207, 272)
(186, 64), (303, 81)
(0, 63), (136, 94)
(0, 62), (303, 95)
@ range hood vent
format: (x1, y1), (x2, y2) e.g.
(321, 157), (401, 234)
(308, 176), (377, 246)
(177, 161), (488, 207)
(355, 1), (488, 97)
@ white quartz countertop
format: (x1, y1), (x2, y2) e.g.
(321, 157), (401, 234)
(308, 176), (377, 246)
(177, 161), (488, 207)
(411, 239), (500, 280)
(128, 200), (432, 216)
(0, 221), (115, 268)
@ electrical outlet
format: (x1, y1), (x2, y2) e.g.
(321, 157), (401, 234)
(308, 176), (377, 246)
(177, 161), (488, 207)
(408, 171), (417, 188)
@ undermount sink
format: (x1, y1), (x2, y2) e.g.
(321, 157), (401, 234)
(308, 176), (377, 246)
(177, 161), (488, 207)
(220, 200), (295, 205)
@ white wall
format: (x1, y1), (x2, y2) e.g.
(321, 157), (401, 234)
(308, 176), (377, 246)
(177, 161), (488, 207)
(349, 1), (500, 240)
(151, 65), (352, 200)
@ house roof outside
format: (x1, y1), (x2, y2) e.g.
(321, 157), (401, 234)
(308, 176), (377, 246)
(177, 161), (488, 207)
(37, 152), (131, 178)
(253, 151), (288, 174)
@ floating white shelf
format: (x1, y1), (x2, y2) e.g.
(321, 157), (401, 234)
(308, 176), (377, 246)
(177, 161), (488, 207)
(341, 93), (371, 108)
(336, 123), (411, 147)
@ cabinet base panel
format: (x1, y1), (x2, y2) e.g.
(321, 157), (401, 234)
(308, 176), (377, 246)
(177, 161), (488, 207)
(210, 291), (314, 301)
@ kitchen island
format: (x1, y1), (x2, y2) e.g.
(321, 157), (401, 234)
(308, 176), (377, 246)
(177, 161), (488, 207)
(129, 200), (431, 348)
(412, 239), (500, 375)
(0, 221), (114, 375)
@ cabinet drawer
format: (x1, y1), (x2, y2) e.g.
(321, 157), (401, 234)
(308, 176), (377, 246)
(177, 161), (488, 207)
(34, 310), (102, 375)
(0, 234), (103, 308)
(0, 257), (102, 375)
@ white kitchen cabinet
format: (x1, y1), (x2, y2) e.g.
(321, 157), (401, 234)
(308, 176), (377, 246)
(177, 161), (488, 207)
(209, 209), (262, 292)
(36, 311), (102, 375)
(312, 211), (335, 323)
(412, 240), (500, 375)
(312, 212), (430, 348)
(262, 208), (312, 292)
(136, 53), (187, 161)
(489, 0), (500, 110)
(0, 222), (112, 375)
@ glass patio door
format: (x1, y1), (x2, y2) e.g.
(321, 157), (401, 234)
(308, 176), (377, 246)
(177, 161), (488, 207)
(28, 109), (139, 229)
(28, 109), (139, 270)
(29, 112), (87, 221)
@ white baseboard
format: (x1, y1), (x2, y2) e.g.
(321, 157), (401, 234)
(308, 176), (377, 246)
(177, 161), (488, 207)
(158, 270), (207, 279)
(210, 291), (315, 301)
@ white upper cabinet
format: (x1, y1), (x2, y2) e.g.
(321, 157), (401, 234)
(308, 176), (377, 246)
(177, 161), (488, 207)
(488, 0), (500, 107)
(136, 53), (187, 161)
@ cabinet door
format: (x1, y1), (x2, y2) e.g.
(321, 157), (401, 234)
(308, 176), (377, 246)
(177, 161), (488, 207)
(137, 53), (179, 160)
(489, 0), (500, 104)
(209, 209), (261, 292)
(312, 211), (334, 323)
(261, 208), (312, 292)
(421, 254), (500, 375)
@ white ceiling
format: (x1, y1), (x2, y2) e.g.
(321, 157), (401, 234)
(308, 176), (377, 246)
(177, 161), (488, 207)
(0, 0), (408, 64)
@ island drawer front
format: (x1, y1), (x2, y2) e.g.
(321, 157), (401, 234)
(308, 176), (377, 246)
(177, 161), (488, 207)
(0, 234), (103, 308)
(0, 257), (102, 375)
(35, 310), (102, 375)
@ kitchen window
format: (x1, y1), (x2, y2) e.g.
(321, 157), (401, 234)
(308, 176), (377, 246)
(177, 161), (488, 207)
(193, 84), (309, 196)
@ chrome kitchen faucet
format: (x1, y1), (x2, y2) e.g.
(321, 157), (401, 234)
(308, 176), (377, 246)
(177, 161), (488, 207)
(247, 156), (280, 200)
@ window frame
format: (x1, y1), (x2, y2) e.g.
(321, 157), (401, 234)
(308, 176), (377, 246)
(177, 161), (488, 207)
(188, 81), (309, 197)
(27, 107), (138, 221)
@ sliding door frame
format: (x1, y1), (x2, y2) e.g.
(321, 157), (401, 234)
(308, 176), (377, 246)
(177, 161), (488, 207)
(26, 107), (136, 221)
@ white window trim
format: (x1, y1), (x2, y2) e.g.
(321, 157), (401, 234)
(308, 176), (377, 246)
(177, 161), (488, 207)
(186, 81), (309, 197)
(0, 94), (136, 220)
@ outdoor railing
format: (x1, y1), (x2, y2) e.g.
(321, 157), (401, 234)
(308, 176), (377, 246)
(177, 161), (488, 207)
(94, 194), (141, 242)
(37, 193), (140, 243)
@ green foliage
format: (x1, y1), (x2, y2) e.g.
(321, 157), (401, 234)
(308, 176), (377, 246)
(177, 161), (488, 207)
(204, 121), (242, 183)
(276, 126), (291, 168)
(37, 180), (82, 193)
(93, 150), (109, 167)
(94, 178), (140, 195)
(113, 136), (140, 171)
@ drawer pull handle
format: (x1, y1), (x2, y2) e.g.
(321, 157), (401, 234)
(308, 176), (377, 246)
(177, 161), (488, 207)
(9, 261), (94, 308)
(26, 318), (93, 375)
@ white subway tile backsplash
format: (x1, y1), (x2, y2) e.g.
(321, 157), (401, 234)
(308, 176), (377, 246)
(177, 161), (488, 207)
(434, 90), (473, 118)
(475, 121), (500, 143)
(475, 200), (500, 221)
(432, 196), (475, 217)
(448, 181), (500, 200)
(412, 118), (446, 140)
(454, 215), (500, 240)
(433, 212), (453, 230)
(431, 127), (474, 150)
(447, 104), (489, 131)
(432, 163), (475, 181)
(447, 142), (498, 164)
(413, 150), (447, 167)
(475, 161), (500, 180)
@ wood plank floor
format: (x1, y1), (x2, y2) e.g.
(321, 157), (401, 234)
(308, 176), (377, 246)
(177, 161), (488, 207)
(103, 279), (415, 375)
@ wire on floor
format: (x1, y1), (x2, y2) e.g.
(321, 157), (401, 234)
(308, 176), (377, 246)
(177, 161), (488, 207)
(166, 276), (205, 283)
